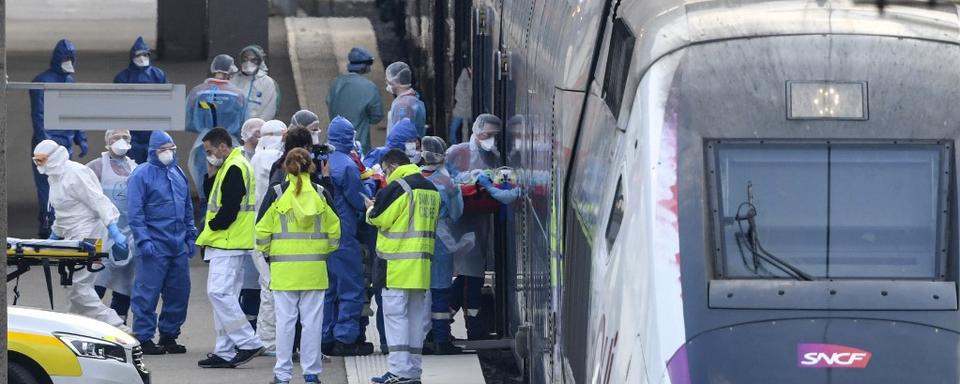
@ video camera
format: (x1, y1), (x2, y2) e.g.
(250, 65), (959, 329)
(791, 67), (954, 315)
(311, 143), (337, 162)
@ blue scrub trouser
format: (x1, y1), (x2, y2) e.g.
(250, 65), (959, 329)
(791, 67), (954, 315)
(449, 275), (485, 340)
(322, 235), (365, 344)
(31, 161), (53, 239)
(132, 254), (191, 342)
(430, 288), (452, 343)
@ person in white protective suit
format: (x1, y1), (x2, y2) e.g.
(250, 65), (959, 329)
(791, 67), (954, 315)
(249, 119), (287, 356)
(89, 129), (139, 325)
(231, 45), (280, 121)
(239, 118), (265, 331)
(33, 140), (130, 333)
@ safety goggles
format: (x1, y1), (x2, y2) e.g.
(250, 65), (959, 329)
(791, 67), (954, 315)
(32, 153), (49, 167)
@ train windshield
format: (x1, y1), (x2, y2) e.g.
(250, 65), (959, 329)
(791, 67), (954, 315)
(711, 142), (949, 279)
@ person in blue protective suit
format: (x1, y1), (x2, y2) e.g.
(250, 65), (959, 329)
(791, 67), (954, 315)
(128, 131), (198, 355)
(444, 114), (520, 340)
(322, 116), (374, 356)
(384, 62), (427, 137)
(363, 118), (420, 170)
(114, 36), (167, 164)
(185, 54), (246, 209)
(30, 39), (88, 238)
(327, 47), (384, 155)
(418, 136), (471, 355)
(89, 129), (138, 325)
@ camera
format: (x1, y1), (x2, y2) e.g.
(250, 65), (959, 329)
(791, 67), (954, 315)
(311, 143), (336, 161)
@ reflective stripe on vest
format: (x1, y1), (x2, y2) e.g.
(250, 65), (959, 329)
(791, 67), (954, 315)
(208, 158), (256, 213)
(377, 178), (432, 261)
(263, 182), (338, 256)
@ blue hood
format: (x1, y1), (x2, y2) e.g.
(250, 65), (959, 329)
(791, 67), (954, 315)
(328, 116), (356, 153)
(386, 118), (418, 149)
(49, 39), (76, 75)
(128, 37), (150, 68)
(147, 130), (173, 166)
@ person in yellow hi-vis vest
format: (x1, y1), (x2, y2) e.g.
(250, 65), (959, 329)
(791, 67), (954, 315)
(195, 127), (265, 369)
(256, 148), (341, 384)
(366, 149), (441, 384)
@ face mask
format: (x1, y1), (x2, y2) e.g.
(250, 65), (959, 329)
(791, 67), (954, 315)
(479, 137), (496, 151)
(311, 131), (322, 145)
(61, 61), (75, 73)
(133, 56), (150, 68)
(207, 154), (224, 167)
(158, 150), (175, 165)
(241, 62), (258, 75)
(109, 139), (131, 156)
(385, 84), (394, 95)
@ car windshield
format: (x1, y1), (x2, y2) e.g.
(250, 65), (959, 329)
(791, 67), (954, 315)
(712, 142), (947, 279)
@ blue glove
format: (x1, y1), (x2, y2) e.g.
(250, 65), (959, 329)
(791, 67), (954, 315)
(78, 141), (89, 158)
(48, 233), (63, 240)
(107, 223), (127, 251)
(140, 241), (159, 257)
(186, 238), (197, 257)
(477, 174), (494, 189)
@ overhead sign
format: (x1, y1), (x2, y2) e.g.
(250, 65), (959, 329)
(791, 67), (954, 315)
(8, 82), (186, 131)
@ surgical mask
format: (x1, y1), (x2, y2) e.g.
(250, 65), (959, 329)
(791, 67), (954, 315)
(207, 154), (224, 167)
(479, 137), (496, 151)
(109, 139), (131, 156)
(241, 62), (258, 75)
(133, 56), (150, 68)
(386, 84), (394, 95)
(311, 131), (322, 145)
(61, 61), (75, 73)
(405, 142), (420, 163)
(158, 150), (175, 165)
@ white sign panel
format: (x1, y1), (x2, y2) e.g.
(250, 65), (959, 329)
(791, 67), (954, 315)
(15, 83), (186, 131)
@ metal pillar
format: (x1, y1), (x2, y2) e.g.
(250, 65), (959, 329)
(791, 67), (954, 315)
(1, 0), (9, 380)
(157, 0), (207, 60)
(207, 0), (269, 59)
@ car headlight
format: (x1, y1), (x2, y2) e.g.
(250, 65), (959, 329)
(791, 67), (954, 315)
(54, 333), (127, 363)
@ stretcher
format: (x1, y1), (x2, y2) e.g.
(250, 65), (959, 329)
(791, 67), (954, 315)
(6, 237), (107, 309)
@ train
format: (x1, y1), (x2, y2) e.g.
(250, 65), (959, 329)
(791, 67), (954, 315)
(399, 0), (960, 382)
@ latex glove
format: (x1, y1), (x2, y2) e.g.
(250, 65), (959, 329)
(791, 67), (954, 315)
(139, 241), (159, 257)
(186, 238), (197, 257)
(476, 173), (494, 189)
(107, 223), (128, 251)
(78, 141), (89, 158)
(48, 233), (63, 240)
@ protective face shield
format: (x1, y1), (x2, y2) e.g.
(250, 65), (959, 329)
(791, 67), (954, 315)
(133, 51), (150, 68)
(61, 59), (75, 74)
(404, 141), (421, 164)
(109, 140), (131, 156)
(33, 140), (68, 175)
(157, 146), (176, 165)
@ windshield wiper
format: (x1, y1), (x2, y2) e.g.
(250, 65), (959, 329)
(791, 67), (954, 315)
(734, 182), (814, 281)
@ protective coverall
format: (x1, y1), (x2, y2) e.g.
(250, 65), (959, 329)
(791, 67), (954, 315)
(35, 140), (124, 328)
(363, 118), (419, 169)
(327, 56), (384, 154)
(323, 117), (368, 349)
(30, 39), (88, 238)
(88, 136), (138, 323)
(185, 77), (246, 206)
(231, 45), (279, 121)
(384, 61), (427, 137)
(127, 131), (197, 344)
(114, 36), (167, 164)
(444, 115), (519, 339)
(249, 119), (286, 353)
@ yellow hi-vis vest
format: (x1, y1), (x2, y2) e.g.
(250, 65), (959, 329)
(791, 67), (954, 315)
(196, 147), (256, 250)
(367, 164), (440, 289)
(256, 176), (341, 291)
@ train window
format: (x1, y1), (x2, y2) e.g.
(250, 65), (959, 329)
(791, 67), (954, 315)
(605, 177), (625, 251)
(710, 142), (949, 280)
(602, 18), (635, 116)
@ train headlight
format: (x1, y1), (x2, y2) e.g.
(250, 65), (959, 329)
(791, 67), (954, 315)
(788, 81), (867, 120)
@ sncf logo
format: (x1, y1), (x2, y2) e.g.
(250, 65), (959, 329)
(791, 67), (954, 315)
(797, 343), (872, 368)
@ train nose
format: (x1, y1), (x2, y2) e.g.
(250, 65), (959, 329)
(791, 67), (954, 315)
(673, 318), (959, 384)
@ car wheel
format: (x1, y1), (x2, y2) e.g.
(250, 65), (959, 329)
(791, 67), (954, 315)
(8, 361), (40, 384)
